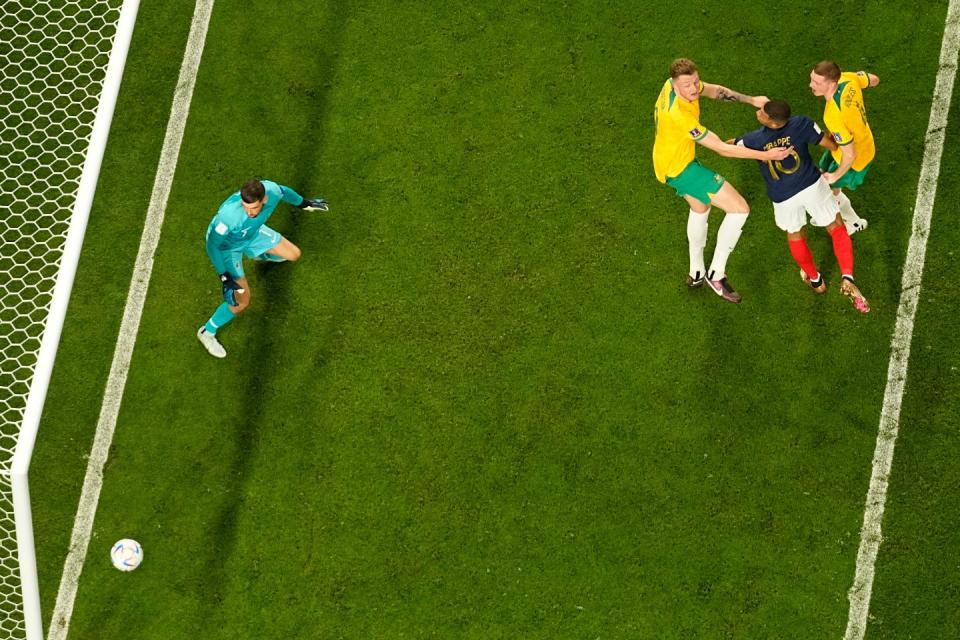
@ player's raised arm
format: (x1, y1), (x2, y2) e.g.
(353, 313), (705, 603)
(279, 184), (329, 211)
(697, 131), (792, 161)
(851, 70), (880, 90)
(278, 184), (304, 206)
(701, 82), (769, 108)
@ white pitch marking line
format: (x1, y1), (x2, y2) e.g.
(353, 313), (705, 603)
(47, 1), (215, 638)
(844, 2), (960, 639)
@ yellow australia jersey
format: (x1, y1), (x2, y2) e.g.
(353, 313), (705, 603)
(823, 71), (875, 170)
(653, 79), (708, 183)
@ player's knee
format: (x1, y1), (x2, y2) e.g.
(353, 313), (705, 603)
(719, 201), (749, 215)
(690, 202), (710, 214)
(727, 196), (750, 214)
(288, 245), (302, 261)
(232, 297), (250, 314)
(713, 185), (749, 214)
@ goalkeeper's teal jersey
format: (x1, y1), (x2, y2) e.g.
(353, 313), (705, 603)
(205, 180), (303, 273)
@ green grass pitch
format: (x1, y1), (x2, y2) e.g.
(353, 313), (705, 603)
(28, 0), (960, 638)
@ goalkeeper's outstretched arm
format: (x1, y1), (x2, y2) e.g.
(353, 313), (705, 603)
(278, 184), (329, 211)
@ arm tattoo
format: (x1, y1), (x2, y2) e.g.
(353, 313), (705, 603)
(716, 88), (743, 102)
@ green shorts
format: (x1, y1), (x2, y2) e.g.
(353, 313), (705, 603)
(665, 159), (726, 205)
(818, 151), (872, 191)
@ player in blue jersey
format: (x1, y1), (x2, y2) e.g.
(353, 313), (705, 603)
(734, 100), (869, 312)
(197, 178), (329, 357)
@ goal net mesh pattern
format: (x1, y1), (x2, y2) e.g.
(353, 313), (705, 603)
(0, 1), (123, 636)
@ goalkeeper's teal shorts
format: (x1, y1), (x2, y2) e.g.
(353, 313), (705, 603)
(223, 225), (281, 278)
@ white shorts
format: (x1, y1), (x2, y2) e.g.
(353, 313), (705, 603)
(772, 178), (839, 234)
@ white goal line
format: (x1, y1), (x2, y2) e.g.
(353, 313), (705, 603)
(47, 1), (215, 638)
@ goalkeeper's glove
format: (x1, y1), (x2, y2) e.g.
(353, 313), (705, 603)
(297, 197), (329, 212)
(219, 273), (245, 306)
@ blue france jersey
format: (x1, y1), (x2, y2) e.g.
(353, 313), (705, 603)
(735, 115), (825, 203)
(204, 180), (303, 273)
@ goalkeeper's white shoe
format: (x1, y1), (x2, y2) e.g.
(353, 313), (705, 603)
(197, 326), (226, 358)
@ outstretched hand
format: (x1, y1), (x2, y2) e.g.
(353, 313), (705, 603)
(298, 198), (329, 212)
(750, 95), (770, 108)
(764, 146), (793, 161)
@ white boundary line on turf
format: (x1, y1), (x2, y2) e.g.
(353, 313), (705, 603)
(844, 2), (960, 639)
(47, 1), (215, 638)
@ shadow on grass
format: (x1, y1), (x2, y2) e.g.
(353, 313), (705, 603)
(200, 0), (356, 609)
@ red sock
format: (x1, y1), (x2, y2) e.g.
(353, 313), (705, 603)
(788, 238), (819, 280)
(830, 225), (854, 276)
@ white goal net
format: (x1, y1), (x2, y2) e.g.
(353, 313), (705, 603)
(0, 1), (139, 638)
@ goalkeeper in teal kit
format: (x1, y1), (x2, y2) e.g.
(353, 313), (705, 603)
(197, 178), (328, 358)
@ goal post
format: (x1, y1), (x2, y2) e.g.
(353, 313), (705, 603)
(0, 1), (141, 638)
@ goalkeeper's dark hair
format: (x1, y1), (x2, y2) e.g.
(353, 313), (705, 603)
(763, 99), (791, 124)
(240, 179), (265, 203)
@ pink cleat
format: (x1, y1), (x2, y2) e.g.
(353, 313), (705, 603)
(706, 275), (742, 304)
(841, 277), (870, 313)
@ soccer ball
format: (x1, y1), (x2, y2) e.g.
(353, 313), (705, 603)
(110, 539), (143, 572)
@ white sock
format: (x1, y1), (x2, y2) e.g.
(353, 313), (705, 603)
(687, 208), (710, 278)
(836, 191), (862, 224)
(708, 213), (748, 279)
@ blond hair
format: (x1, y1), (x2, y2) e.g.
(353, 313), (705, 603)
(813, 60), (841, 82)
(670, 58), (698, 79)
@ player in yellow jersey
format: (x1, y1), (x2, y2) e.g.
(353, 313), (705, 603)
(654, 58), (792, 304)
(809, 60), (880, 235)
